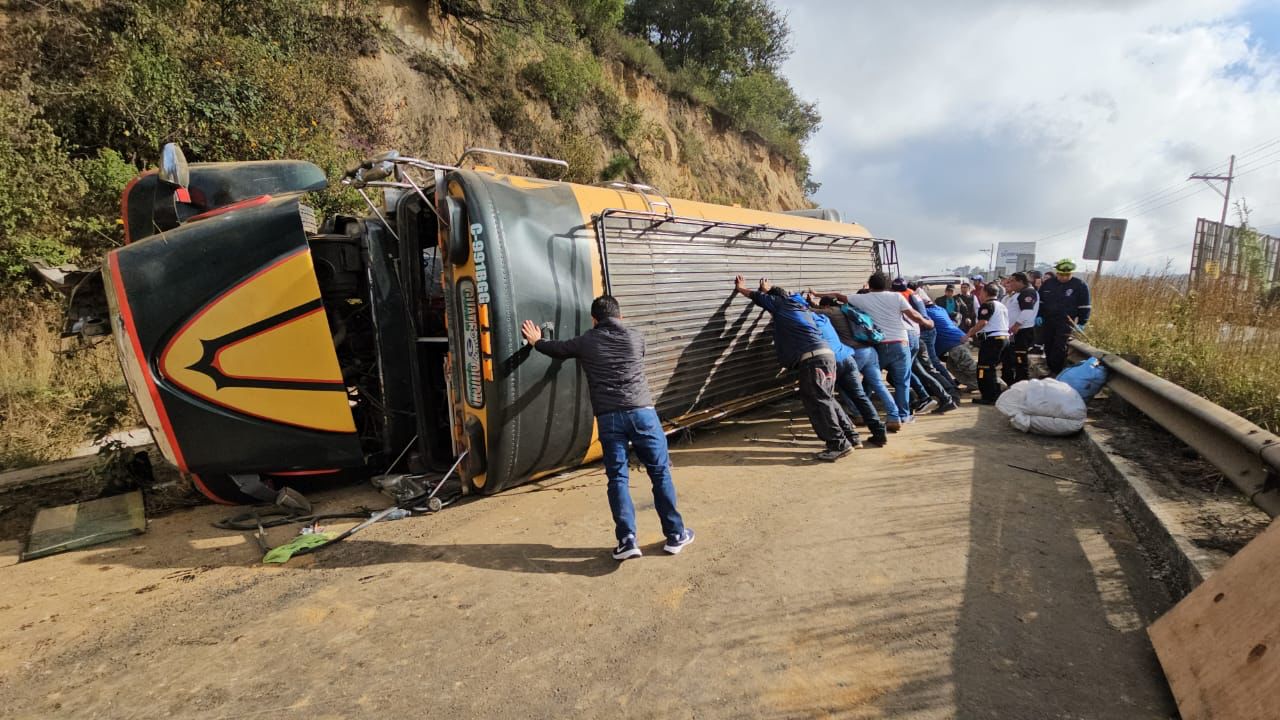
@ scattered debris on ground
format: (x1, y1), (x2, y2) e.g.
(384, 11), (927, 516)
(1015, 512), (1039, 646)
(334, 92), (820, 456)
(0, 444), (195, 542)
(22, 490), (146, 561)
(1088, 394), (1270, 555)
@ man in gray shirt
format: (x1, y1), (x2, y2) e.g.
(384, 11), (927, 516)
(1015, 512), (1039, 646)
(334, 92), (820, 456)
(522, 295), (693, 561)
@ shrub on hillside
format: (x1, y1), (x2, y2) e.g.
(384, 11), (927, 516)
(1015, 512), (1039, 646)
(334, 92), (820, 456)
(0, 84), (86, 284)
(0, 0), (375, 281)
(523, 47), (605, 119)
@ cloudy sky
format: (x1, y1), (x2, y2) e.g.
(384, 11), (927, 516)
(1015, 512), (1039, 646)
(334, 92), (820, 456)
(774, 0), (1280, 275)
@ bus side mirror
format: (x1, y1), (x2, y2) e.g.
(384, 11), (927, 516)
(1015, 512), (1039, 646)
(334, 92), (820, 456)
(444, 197), (469, 265)
(159, 143), (190, 188)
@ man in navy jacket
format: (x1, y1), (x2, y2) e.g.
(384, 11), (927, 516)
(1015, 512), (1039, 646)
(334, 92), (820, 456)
(733, 275), (858, 462)
(523, 295), (694, 561)
(1037, 259), (1092, 374)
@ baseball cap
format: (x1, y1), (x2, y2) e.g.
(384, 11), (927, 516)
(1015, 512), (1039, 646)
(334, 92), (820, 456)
(891, 277), (908, 291)
(1054, 258), (1077, 272)
(970, 274), (984, 283)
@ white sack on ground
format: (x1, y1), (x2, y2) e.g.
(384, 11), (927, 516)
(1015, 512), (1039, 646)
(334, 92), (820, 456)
(994, 378), (1087, 436)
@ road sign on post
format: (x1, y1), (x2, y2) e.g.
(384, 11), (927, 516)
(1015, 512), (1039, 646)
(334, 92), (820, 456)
(1083, 217), (1127, 279)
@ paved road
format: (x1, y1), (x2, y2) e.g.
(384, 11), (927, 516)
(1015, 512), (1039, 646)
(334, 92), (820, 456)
(0, 401), (1176, 719)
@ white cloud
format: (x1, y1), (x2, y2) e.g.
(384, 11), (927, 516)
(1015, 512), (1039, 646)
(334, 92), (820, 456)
(775, 0), (1280, 274)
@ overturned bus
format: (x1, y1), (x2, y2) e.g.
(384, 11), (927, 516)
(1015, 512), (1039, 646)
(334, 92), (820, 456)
(93, 146), (897, 504)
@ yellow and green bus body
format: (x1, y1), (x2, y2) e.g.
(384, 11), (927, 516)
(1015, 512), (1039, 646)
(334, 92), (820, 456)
(105, 159), (897, 503)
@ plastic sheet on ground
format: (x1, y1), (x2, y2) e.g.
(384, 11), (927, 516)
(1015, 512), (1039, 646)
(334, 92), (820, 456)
(995, 378), (1087, 436)
(22, 490), (146, 561)
(1057, 357), (1109, 401)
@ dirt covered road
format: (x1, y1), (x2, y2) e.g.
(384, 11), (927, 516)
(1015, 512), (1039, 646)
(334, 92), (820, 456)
(0, 401), (1176, 719)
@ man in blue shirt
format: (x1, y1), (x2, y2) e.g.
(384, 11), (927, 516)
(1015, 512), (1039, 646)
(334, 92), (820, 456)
(811, 296), (900, 438)
(912, 290), (960, 410)
(806, 298), (887, 447)
(925, 300), (977, 390)
(733, 275), (858, 461)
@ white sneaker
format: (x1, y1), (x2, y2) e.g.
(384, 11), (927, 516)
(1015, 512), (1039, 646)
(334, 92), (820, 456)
(663, 528), (696, 554)
(612, 535), (642, 561)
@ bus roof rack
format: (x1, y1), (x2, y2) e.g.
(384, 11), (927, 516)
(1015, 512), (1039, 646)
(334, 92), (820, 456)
(456, 148), (568, 175)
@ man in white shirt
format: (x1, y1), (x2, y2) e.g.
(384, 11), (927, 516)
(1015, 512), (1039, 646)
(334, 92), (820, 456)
(964, 283), (1009, 405)
(817, 273), (932, 431)
(1000, 272), (1039, 387)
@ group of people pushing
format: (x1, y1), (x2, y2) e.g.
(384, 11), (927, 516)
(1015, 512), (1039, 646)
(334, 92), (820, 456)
(519, 259), (1092, 560)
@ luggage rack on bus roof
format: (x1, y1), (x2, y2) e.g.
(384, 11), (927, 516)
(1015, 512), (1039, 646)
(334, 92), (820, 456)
(595, 181), (676, 217)
(594, 208), (900, 293)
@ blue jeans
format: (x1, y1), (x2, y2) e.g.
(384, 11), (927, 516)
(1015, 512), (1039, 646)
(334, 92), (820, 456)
(855, 346), (898, 421)
(907, 333), (928, 403)
(874, 342), (912, 422)
(920, 328), (958, 386)
(597, 407), (685, 543)
(835, 356), (884, 437)
(913, 344), (954, 403)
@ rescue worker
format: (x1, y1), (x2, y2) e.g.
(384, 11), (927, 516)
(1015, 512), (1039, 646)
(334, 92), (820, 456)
(964, 283), (1010, 404)
(1037, 259), (1092, 374)
(522, 296), (693, 561)
(1027, 270), (1046, 355)
(1000, 272), (1038, 387)
(733, 275), (858, 461)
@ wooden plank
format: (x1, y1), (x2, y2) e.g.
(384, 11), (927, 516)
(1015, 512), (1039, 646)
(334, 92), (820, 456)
(1149, 517), (1280, 720)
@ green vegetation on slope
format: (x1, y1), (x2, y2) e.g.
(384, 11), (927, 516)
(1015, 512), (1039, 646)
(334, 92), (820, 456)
(1, 0), (820, 284)
(1, 0), (378, 286)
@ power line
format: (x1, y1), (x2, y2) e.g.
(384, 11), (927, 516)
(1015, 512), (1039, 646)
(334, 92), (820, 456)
(1233, 147), (1280, 173)
(1113, 178), (1198, 214)
(1116, 142), (1278, 216)
(1026, 136), (1280, 248)
(1099, 136), (1280, 216)
(1234, 156), (1280, 180)
(1127, 184), (1214, 220)
(1234, 134), (1280, 161)
(1125, 241), (1194, 261)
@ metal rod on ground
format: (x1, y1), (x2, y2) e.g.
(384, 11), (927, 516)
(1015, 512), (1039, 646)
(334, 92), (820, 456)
(1007, 463), (1093, 486)
(300, 450), (470, 554)
(424, 450), (469, 503)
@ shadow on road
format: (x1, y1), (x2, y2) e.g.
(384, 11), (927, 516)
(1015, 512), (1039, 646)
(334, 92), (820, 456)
(315, 540), (622, 577)
(933, 413), (1175, 719)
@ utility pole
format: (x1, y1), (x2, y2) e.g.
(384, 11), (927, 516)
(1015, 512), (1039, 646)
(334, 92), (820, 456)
(979, 244), (994, 275)
(1190, 154), (1235, 275)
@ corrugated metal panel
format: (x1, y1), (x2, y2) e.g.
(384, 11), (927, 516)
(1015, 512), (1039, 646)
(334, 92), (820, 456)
(597, 210), (892, 422)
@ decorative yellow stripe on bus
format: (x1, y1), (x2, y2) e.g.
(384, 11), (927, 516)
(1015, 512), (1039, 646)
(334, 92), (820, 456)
(158, 250), (355, 434)
(448, 181), (490, 490)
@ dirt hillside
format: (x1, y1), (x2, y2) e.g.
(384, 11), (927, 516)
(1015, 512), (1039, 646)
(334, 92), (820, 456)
(348, 3), (811, 209)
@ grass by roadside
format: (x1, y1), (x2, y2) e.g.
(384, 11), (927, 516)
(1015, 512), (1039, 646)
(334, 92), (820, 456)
(0, 298), (138, 471)
(1081, 273), (1280, 432)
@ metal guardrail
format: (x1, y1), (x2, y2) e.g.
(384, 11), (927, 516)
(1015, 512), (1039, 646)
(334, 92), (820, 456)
(1069, 339), (1280, 518)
